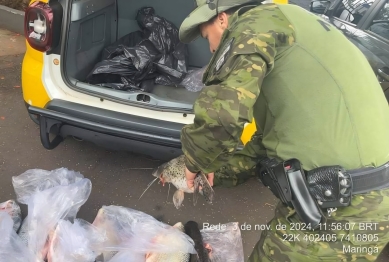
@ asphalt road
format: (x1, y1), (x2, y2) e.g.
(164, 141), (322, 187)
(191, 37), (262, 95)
(1, 2), (389, 259)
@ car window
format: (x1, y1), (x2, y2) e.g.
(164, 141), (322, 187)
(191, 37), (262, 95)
(367, 0), (389, 40)
(334, 0), (375, 25)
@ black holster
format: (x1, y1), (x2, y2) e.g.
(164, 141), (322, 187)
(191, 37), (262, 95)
(257, 158), (325, 230)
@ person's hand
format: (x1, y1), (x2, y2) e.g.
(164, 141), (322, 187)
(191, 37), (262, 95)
(206, 172), (214, 187)
(185, 167), (197, 190)
(185, 166), (214, 190)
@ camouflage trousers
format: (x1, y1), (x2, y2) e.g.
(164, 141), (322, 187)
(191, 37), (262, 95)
(246, 187), (389, 262)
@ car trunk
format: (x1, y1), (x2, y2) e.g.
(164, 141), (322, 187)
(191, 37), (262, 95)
(63, 0), (212, 112)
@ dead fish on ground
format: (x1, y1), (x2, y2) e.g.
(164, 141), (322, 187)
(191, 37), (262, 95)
(139, 155), (215, 209)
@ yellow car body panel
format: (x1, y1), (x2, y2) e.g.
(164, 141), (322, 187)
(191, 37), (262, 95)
(273, 0), (289, 4)
(22, 0), (288, 144)
(22, 0), (50, 108)
(22, 43), (50, 108)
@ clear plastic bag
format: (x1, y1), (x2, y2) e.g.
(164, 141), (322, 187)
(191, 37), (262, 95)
(12, 168), (84, 204)
(25, 178), (92, 261)
(46, 219), (106, 262)
(0, 200), (22, 232)
(0, 212), (35, 262)
(145, 222), (190, 262)
(18, 215), (29, 246)
(200, 222), (244, 262)
(107, 251), (145, 262)
(180, 67), (206, 92)
(92, 206), (196, 259)
(4, 168), (93, 261)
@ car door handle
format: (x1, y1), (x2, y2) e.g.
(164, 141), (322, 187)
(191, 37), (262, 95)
(378, 67), (389, 82)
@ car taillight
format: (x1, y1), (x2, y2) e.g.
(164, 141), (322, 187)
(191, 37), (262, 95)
(24, 1), (62, 53)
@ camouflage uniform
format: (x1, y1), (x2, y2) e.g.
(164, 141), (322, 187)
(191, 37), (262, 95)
(179, 2), (389, 261)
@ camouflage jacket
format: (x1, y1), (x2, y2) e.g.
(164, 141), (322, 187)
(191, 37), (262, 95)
(181, 4), (389, 176)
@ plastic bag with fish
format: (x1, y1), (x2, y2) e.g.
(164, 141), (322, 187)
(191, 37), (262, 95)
(200, 222), (244, 262)
(16, 175), (92, 261)
(12, 167), (84, 204)
(92, 205), (196, 261)
(140, 155), (215, 209)
(0, 212), (35, 262)
(0, 199), (22, 232)
(145, 222), (190, 262)
(105, 250), (145, 262)
(46, 219), (106, 262)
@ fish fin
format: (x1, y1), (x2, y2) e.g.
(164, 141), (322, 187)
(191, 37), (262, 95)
(138, 177), (159, 200)
(173, 222), (185, 232)
(151, 162), (168, 178)
(193, 175), (201, 206)
(198, 172), (215, 204)
(173, 190), (185, 209)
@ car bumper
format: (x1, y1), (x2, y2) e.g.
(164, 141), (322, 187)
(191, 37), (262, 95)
(28, 99), (185, 160)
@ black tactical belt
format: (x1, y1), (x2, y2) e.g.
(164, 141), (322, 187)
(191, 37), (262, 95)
(348, 162), (389, 194)
(257, 159), (389, 227)
(306, 161), (389, 212)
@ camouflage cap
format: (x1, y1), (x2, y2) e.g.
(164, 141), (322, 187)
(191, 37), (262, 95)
(179, 0), (259, 43)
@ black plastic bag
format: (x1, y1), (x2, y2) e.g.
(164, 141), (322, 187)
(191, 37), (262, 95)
(87, 41), (161, 91)
(101, 31), (144, 60)
(87, 6), (189, 92)
(86, 52), (143, 91)
(136, 7), (188, 85)
(136, 7), (177, 55)
(124, 39), (160, 72)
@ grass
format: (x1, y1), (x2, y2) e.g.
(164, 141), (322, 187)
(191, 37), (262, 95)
(0, 0), (29, 11)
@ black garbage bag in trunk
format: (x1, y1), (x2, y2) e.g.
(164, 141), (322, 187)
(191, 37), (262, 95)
(86, 43), (160, 91)
(86, 6), (188, 92)
(101, 31), (145, 60)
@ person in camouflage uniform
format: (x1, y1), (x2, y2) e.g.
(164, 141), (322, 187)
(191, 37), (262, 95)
(176, 0), (389, 261)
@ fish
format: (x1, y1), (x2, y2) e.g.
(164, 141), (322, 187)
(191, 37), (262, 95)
(92, 206), (195, 262)
(145, 222), (190, 262)
(92, 207), (119, 261)
(140, 155), (215, 209)
(46, 225), (59, 262)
